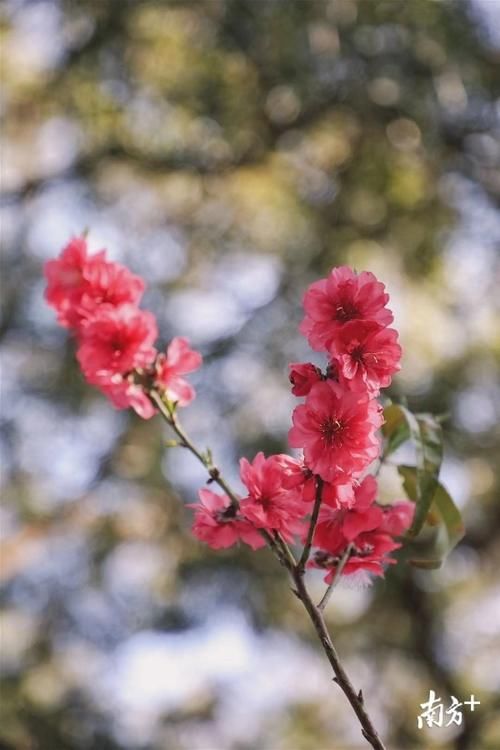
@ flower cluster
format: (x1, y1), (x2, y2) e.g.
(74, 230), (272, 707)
(45, 241), (412, 586)
(188, 265), (413, 584)
(44, 236), (202, 419)
(288, 267), (412, 583)
(311, 475), (414, 583)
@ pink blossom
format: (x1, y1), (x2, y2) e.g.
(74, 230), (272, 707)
(329, 320), (401, 393)
(77, 253), (145, 327)
(313, 532), (401, 583)
(100, 378), (157, 420)
(324, 359), (354, 391)
(154, 337), (202, 406)
(323, 480), (356, 508)
(311, 478), (414, 583)
(44, 236), (145, 331)
(270, 454), (306, 492)
(77, 304), (157, 384)
(288, 381), (383, 482)
(44, 236), (89, 320)
(289, 362), (322, 396)
(188, 489), (265, 550)
(314, 476), (383, 550)
(299, 266), (393, 352)
(325, 357), (386, 395)
(379, 500), (415, 536)
(275, 455), (355, 508)
(239, 453), (305, 541)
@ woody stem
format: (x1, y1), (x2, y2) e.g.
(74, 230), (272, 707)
(149, 389), (240, 510)
(318, 542), (354, 611)
(298, 475), (323, 573)
(290, 568), (386, 750)
(152, 391), (386, 750)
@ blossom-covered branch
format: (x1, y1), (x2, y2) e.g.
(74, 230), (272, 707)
(44, 236), (421, 750)
(151, 396), (386, 749)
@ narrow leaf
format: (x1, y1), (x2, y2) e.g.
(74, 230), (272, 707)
(397, 465), (417, 501)
(408, 557), (443, 570)
(382, 403), (410, 457)
(432, 483), (465, 555)
(398, 466), (464, 568)
(398, 409), (443, 538)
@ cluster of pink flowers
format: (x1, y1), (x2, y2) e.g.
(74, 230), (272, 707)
(290, 268), (412, 581)
(291, 268), (413, 581)
(189, 266), (413, 584)
(312, 475), (414, 580)
(44, 236), (202, 418)
(46, 241), (413, 585)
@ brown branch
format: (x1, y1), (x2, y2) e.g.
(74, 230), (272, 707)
(149, 389), (240, 510)
(298, 475), (323, 573)
(318, 542), (354, 611)
(151, 389), (386, 750)
(291, 567), (386, 750)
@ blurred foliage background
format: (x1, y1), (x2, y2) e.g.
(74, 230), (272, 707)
(1, 1), (500, 748)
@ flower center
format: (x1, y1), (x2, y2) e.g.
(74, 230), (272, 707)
(215, 505), (238, 523)
(314, 550), (340, 568)
(109, 334), (125, 357)
(348, 340), (379, 367)
(350, 344), (364, 362)
(353, 542), (375, 557)
(320, 417), (344, 446)
(258, 494), (273, 509)
(334, 301), (358, 322)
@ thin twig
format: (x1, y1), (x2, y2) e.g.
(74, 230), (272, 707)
(259, 530), (294, 572)
(298, 475), (323, 573)
(151, 389), (386, 750)
(149, 389), (240, 509)
(291, 567), (386, 750)
(318, 542), (354, 611)
(273, 531), (298, 570)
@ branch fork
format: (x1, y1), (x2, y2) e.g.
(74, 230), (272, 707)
(151, 387), (387, 750)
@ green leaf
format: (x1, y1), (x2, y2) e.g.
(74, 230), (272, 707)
(397, 465), (417, 501)
(398, 409), (443, 538)
(397, 466), (465, 568)
(409, 557), (443, 570)
(384, 404), (444, 538)
(381, 403), (411, 457)
(432, 483), (465, 555)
